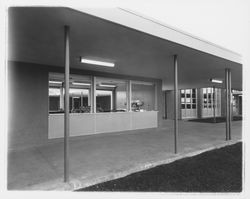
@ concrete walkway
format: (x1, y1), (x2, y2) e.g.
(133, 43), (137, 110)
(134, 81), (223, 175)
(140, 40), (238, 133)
(7, 120), (242, 190)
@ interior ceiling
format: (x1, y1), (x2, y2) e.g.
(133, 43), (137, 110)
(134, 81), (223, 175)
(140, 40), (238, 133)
(8, 7), (242, 90)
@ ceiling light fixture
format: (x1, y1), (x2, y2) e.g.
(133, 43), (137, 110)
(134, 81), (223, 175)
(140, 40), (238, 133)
(72, 82), (91, 86)
(49, 80), (62, 84)
(99, 84), (117, 88)
(80, 58), (115, 67)
(210, 79), (223, 84)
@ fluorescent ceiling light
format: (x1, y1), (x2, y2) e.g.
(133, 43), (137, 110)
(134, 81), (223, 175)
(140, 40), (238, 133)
(81, 58), (115, 67)
(49, 80), (62, 84)
(99, 84), (117, 88)
(72, 82), (91, 86)
(210, 79), (223, 84)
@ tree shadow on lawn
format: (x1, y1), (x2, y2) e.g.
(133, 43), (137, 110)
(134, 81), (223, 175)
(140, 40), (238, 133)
(78, 142), (242, 192)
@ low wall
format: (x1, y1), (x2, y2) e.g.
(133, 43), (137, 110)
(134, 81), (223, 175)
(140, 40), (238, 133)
(49, 111), (158, 139)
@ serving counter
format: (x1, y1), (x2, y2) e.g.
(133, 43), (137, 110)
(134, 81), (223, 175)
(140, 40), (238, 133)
(48, 111), (158, 139)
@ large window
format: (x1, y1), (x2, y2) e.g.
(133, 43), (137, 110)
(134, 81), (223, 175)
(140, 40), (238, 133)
(49, 73), (156, 114)
(70, 88), (90, 113)
(131, 81), (156, 112)
(181, 88), (197, 118)
(96, 77), (127, 112)
(48, 73), (91, 113)
(202, 87), (221, 117)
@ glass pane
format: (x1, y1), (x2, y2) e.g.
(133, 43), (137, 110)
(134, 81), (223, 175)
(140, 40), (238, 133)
(186, 98), (191, 103)
(132, 81), (155, 111)
(49, 88), (61, 112)
(192, 104), (196, 109)
(187, 104), (191, 109)
(96, 77), (127, 112)
(70, 88), (89, 113)
(49, 73), (91, 114)
(181, 104), (185, 109)
(96, 90), (112, 112)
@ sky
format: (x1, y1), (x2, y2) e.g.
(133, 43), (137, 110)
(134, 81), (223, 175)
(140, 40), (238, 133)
(130, 0), (249, 55)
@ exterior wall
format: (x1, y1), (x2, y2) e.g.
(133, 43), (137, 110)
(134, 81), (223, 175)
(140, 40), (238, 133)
(156, 80), (164, 126)
(8, 62), (49, 150)
(197, 88), (203, 119)
(165, 90), (181, 120)
(166, 88), (224, 120)
(8, 61), (164, 150)
(221, 89), (226, 117)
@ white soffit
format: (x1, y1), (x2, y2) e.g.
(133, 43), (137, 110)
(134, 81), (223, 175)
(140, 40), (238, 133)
(74, 7), (242, 64)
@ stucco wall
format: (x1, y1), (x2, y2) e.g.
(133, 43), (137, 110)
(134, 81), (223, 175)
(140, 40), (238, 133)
(165, 90), (181, 120)
(8, 61), (164, 150)
(8, 62), (49, 150)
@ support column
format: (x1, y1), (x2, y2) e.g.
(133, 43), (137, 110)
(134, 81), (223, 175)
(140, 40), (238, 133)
(225, 68), (232, 140)
(228, 69), (232, 140)
(60, 86), (64, 110)
(91, 76), (96, 113)
(127, 80), (132, 112)
(64, 25), (70, 182)
(81, 92), (83, 107)
(213, 86), (216, 123)
(174, 55), (178, 154)
(154, 82), (158, 111)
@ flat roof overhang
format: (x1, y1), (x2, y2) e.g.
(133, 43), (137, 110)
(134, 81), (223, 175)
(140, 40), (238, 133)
(8, 7), (242, 90)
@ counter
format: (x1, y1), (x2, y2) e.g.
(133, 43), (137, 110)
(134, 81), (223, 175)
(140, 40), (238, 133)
(48, 111), (158, 139)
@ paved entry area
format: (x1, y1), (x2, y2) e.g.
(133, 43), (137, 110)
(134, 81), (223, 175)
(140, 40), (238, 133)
(7, 120), (242, 190)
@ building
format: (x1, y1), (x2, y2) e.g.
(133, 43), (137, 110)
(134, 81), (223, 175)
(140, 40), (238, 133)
(8, 7), (242, 187)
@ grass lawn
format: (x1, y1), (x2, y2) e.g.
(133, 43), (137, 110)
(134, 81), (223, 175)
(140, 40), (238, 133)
(188, 116), (242, 123)
(78, 142), (242, 192)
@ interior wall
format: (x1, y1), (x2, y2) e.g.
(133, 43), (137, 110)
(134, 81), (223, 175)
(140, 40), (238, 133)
(8, 62), (49, 150)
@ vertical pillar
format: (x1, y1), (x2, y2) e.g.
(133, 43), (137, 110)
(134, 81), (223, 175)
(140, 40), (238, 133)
(91, 76), (96, 113)
(197, 88), (203, 119)
(88, 89), (91, 106)
(112, 88), (116, 111)
(154, 82), (158, 111)
(213, 86), (216, 123)
(225, 68), (232, 140)
(174, 55), (178, 154)
(81, 92), (83, 107)
(228, 70), (232, 140)
(164, 91), (167, 119)
(71, 94), (74, 111)
(127, 80), (132, 112)
(64, 25), (70, 182)
(60, 86), (64, 109)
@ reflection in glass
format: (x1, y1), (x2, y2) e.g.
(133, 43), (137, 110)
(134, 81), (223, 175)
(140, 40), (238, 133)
(132, 81), (155, 112)
(96, 77), (127, 112)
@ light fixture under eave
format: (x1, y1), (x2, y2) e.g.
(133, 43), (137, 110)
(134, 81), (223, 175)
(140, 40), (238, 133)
(99, 84), (117, 88)
(72, 82), (91, 86)
(210, 79), (223, 84)
(80, 58), (115, 67)
(49, 80), (62, 84)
